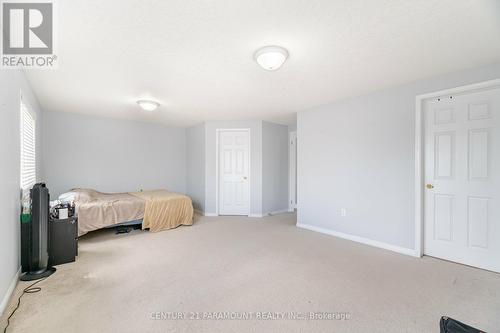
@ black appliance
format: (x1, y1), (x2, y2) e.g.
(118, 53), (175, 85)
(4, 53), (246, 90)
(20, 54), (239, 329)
(49, 216), (78, 266)
(20, 183), (56, 281)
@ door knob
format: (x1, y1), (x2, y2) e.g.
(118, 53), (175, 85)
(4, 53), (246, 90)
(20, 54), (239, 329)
(243, 177), (247, 180)
(426, 184), (434, 189)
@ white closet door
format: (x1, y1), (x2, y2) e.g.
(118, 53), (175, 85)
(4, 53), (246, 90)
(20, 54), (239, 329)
(218, 130), (250, 215)
(424, 87), (500, 272)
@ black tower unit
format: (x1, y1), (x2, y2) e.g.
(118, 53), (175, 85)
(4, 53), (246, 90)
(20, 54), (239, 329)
(20, 183), (56, 281)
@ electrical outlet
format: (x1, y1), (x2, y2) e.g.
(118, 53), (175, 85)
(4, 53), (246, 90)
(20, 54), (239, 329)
(340, 208), (347, 217)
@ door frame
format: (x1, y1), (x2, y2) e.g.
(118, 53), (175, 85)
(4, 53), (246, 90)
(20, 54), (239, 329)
(414, 78), (500, 258)
(215, 128), (251, 216)
(289, 131), (297, 212)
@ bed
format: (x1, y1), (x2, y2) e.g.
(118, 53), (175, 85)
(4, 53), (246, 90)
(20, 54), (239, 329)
(58, 189), (194, 236)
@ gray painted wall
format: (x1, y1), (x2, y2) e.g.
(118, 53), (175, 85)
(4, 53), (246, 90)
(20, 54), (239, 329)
(298, 62), (500, 251)
(262, 122), (289, 214)
(204, 121), (263, 216)
(43, 111), (186, 197)
(186, 123), (206, 211)
(0, 70), (44, 313)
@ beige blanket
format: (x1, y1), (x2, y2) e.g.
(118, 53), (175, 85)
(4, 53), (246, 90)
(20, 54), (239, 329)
(130, 190), (194, 232)
(74, 189), (193, 236)
(75, 189), (145, 236)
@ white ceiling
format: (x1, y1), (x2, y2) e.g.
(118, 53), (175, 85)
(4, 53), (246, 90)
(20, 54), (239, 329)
(26, 0), (500, 127)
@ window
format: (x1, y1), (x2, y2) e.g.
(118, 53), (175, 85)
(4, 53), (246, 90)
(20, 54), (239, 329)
(20, 98), (36, 195)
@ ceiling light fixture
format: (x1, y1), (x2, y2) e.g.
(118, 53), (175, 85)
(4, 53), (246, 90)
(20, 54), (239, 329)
(137, 99), (160, 111)
(254, 45), (289, 71)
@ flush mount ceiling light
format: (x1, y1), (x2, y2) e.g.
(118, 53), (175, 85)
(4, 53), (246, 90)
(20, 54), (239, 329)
(254, 46), (289, 71)
(137, 99), (160, 111)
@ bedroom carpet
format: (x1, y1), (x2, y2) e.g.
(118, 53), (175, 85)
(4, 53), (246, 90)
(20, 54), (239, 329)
(2, 213), (500, 333)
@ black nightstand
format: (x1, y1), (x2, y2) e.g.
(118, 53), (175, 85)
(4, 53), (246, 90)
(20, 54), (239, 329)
(49, 216), (78, 266)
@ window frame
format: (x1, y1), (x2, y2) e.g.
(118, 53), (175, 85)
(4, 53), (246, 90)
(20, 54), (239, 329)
(20, 93), (37, 195)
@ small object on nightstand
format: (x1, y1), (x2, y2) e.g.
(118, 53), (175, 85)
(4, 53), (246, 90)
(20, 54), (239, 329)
(49, 216), (78, 266)
(59, 207), (69, 219)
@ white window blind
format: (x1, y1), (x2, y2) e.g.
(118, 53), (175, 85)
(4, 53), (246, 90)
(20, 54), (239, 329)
(20, 100), (36, 192)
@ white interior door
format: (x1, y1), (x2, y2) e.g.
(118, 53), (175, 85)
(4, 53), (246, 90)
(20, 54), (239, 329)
(289, 131), (297, 211)
(424, 86), (500, 272)
(218, 130), (250, 215)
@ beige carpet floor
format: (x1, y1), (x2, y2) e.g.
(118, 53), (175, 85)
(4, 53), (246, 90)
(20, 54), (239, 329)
(2, 213), (500, 333)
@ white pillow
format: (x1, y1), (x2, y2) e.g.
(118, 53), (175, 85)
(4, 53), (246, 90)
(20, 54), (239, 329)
(58, 191), (76, 203)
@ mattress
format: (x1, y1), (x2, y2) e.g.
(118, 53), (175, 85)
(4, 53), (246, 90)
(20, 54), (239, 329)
(60, 188), (193, 236)
(71, 189), (145, 236)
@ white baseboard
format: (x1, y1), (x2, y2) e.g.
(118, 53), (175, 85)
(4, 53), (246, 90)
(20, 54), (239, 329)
(194, 209), (218, 217)
(296, 223), (417, 257)
(248, 209), (289, 218)
(0, 267), (21, 317)
(204, 213), (218, 217)
(268, 209), (289, 215)
(198, 211), (266, 218)
(198, 210), (288, 218)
